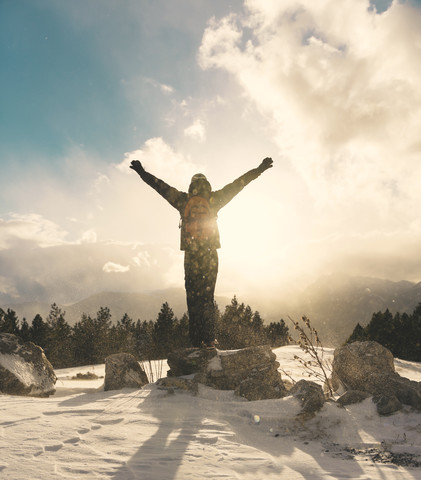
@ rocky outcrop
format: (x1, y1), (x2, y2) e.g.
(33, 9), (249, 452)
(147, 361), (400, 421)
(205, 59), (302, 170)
(331, 341), (421, 414)
(0, 333), (56, 397)
(104, 353), (149, 391)
(167, 345), (287, 401)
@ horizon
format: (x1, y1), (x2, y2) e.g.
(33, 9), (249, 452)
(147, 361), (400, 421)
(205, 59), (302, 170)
(2, 0), (421, 308)
(3, 272), (421, 339)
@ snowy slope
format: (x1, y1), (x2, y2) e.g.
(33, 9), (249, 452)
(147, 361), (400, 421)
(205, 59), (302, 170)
(2, 346), (421, 479)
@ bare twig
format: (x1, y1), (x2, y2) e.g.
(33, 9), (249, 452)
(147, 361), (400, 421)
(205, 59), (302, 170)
(288, 316), (333, 397)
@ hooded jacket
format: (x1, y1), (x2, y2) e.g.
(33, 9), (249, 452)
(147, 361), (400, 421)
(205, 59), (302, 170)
(137, 166), (265, 251)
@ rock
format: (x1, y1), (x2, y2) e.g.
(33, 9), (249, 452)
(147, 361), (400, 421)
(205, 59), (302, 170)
(104, 353), (149, 391)
(166, 345), (287, 401)
(289, 380), (325, 413)
(235, 368), (287, 401)
(365, 373), (421, 410)
(167, 347), (217, 377)
(202, 345), (286, 400)
(336, 390), (371, 406)
(331, 341), (395, 392)
(0, 333), (56, 397)
(156, 376), (198, 394)
(373, 395), (403, 416)
(331, 341), (421, 413)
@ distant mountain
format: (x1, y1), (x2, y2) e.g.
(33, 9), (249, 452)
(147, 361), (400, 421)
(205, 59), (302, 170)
(3, 274), (421, 346)
(296, 273), (421, 346)
(0, 301), (52, 324)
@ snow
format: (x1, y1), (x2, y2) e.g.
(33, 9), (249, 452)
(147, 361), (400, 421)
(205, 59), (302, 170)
(2, 345), (421, 479)
(206, 354), (222, 371)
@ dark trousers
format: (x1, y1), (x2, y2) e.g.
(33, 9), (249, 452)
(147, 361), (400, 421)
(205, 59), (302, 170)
(184, 248), (218, 347)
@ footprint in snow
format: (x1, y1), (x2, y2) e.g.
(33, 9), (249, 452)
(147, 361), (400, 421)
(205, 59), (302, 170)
(63, 437), (80, 445)
(93, 417), (124, 426)
(44, 444), (63, 452)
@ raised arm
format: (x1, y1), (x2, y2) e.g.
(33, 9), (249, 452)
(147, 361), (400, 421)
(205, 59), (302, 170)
(213, 157), (273, 210)
(130, 160), (187, 211)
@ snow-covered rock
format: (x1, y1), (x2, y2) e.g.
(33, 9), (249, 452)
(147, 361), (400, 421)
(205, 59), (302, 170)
(167, 345), (287, 401)
(0, 333), (56, 397)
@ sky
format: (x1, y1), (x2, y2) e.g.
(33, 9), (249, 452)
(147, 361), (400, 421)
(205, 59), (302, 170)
(1, 0), (421, 308)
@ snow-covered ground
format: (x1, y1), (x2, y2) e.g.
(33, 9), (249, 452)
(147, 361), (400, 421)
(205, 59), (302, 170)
(2, 345), (421, 479)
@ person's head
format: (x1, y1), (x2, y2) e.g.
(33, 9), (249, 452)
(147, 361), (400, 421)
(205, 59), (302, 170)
(188, 173), (211, 197)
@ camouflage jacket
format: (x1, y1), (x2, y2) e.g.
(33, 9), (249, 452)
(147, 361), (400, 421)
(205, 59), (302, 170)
(137, 167), (264, 251)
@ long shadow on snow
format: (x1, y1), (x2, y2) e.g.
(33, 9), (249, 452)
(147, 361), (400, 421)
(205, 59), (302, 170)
(111, 386), (207, 480)
(109, 385), (374, 480)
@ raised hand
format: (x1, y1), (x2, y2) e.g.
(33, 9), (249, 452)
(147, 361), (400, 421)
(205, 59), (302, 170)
(130, 160), (145, 174)
(259, 157), (273, 172)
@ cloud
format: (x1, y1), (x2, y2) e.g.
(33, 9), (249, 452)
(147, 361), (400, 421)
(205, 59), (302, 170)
(199, 0), (421, 205)
(198, 0), (421, 282)
(79, 230), (97, 244)
(184, 119), (206, 142)
(116, 137), (204, 185)
(0, 238), (182, 305)
(102, 261), (130, 273)
(0, 214), (68, 249)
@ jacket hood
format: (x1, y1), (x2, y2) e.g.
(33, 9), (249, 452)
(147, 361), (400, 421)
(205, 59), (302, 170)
(188, 174), (211, 197)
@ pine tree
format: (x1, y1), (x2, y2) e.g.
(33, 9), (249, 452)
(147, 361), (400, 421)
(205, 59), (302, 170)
(73, 314), (97, 366)
(251, 311), (266, 345)
(93, 307), (113, 362)
(46, 303), (73, 368)
(111, 313), (136, 355)
(153, 302), (176, 358)
(346, 322), (368, 344)
(0, 308), (20, 335)
(134, 319), (156, 360)
(30, 314), (48, 349)
(19, 318), (31, 342)
(265, 319), (289, 347)
(365, 309), (396, 351)
(217, 296), (256, 349)
(348, 304), (421, 362)
(173, 313), (191, 350)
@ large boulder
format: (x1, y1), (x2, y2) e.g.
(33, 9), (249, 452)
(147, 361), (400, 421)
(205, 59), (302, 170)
(202, 345), (284, 393)
(0, 333), (56, 397)
(331, 341), (421, 414)
(104, 353), (149, 391)
(167, 345), (287, 401)
(331, 341), (395, 391)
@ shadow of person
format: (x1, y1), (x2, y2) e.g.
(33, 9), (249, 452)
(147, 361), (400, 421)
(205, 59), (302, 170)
(111, 384), (400, 480)
(111, 388), (206, 480)
(109, 386), (308, 480)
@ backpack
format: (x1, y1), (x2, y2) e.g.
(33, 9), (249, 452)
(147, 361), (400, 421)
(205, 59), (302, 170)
(182, 196), (216, 244)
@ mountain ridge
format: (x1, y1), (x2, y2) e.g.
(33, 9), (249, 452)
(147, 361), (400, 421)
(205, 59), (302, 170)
(3, 274), (421, 345)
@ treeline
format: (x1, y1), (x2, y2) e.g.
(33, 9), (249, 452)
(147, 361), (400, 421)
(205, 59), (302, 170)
(346, 303), (421, 361)
(0, 296), (289, 368)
